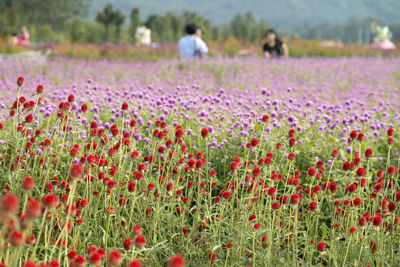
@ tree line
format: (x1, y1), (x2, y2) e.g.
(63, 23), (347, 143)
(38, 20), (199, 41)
(1, 0), (399, 44)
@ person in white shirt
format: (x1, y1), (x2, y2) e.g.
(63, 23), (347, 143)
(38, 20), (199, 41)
(178, 24), (208, 59)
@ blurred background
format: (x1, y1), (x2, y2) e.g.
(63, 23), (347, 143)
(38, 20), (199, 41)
(1, 0), (399, 59)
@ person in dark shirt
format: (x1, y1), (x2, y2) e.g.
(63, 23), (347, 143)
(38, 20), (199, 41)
(262, 29), (289, 58)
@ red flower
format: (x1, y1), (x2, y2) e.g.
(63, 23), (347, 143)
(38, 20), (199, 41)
(25, 114), (33, 123)
(387, 137), (394, 145)
(23, 260), (36, 267)
(370, 241), (377, 253)
(201, 127), (209, 138)
(221, 190), (231, 199)
(329, 181), (337, 193)
(175, 128), (184, 138)
(68, 94), (75, 102)
(290, 193), (300, 205)
(73, 255), (85, 267)
(132, 224), (142, 235)
(308, 167), (315, 176)
(356, 167), (366, 177)
(365, 148), (373, 158)
(348, 227), (356, 234)
(134, 235), (146, 248)
(388, 202), (396, 212)
(36, 84), (44, 93)
(2, 193), (19, 213)
(22, 176), (34, 191)
(10, 230), (24, 246)
(350, 130), (357, 139)
(108, 250), (123, 266)
(387, 166), (397, 177)
(373, 215), (382, 227)
(272, 201), (280, 210)
(121, 102), (128, 110)
(42, 194), (59, 208)
(387, 128), (394, 136)
(208, 251), (216, 264)
(168, 254), (185, 267)
(309, 201), (317, 211)
(251, 137), (259, 147)
(248, 214), (256, 221)
(88, 252), (102, 265)
(358, 217), (366, 226)
(262, 235), (268, 248)
(289, 137), (296, 146)
(69, 164), (82, 179)
(26, 199), (41, 219)
(17, 76), (24, 86)
(252, 166), (261, 177)
(81, 104), (88, 112)
(317, 241), (326, 252)
(176, 206), (184, 216)
(226, 242), (233, 248)
(262, 114), (269, 122)
(128, 259), (143, 267)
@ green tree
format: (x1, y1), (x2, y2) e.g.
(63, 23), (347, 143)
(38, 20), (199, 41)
(96, 4), (117, 41)
(129, 8), (141, 43)
(113, 10), (125, 42)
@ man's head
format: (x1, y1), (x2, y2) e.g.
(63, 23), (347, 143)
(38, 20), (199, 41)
(185, 24), (198, 35)
(265, 29), (277, 42)
(195, 27), (202, 38)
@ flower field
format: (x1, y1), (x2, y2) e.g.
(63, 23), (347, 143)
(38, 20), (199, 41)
(0, 56), (400, 266)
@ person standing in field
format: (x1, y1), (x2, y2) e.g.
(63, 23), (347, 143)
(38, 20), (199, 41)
(178, 24), (208, 59)
(262, 29), (289, 58)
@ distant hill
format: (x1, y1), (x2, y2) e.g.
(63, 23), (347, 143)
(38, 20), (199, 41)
(89, 0), (400, 27)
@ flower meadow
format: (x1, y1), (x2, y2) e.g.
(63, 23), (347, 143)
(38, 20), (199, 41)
(0, 56), (400, 267)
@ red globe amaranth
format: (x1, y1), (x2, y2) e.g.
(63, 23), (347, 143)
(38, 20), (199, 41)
(108, 250), (123, 266)
(373, 215), (382, 227)
(201, 127), (209, 138)
(134, 235), (146, 248)
(262, 114), (269, 122)
(42, 194), (59, 208)
(69, 164), (82, 179)
(364, 148), (373, 158)
(289, 137), (296, 146)
(168, 254), (185, 267)
(22, 176), (34, 191)
(25, 114), (33, 123)
(358, 217), (366, 226)
(128, 259), (143, 267)
(26, 199), (41, 219)
(17, 76), (24, 86)
(317, 241), (326, 252)
(250, 137), (258, 147)
(309, 201), (317, 211)
(121, 102), (128, 110)
(68, 94), (75, 102)
(10, 230), (24, 246)
(208, 251), (216, 264)
(2, 193), (19, 213)
(36, 84), (44, 93)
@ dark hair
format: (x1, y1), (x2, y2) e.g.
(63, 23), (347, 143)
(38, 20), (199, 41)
(265, 29), (278, 37)
(185, 24), (198, 35)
